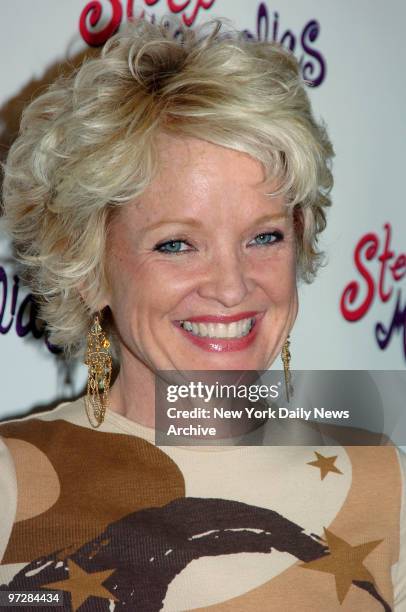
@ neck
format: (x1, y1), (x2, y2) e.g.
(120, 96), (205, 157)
(109, 354), (157, 428)
(108, 353), (266, 441)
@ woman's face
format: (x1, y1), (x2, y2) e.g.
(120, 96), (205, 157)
(105, 134), (298, 375)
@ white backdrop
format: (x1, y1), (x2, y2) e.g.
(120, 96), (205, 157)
(0, 0), (405, 421)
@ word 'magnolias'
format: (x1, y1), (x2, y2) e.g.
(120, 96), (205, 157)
(166, 381), (280, 403)
(78, 2), (326, 87)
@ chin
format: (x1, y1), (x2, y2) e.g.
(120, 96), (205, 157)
(173, 350), (269, 373)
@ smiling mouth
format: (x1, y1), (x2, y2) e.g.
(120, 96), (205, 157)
(179, 317), (256, 339)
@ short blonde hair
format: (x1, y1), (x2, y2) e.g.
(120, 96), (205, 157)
(2, 18), (333, 356)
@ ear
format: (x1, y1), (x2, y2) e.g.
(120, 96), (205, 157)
(78, 281), (110, 313)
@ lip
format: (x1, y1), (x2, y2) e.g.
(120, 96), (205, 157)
(174, 312), (264, 353)
(177, 311), (260, 324)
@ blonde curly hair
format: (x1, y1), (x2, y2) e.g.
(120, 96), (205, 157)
(1, 18), (334, 357)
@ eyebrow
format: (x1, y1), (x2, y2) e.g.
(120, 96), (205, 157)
(143, 218), (203, 231)
(249, 213), (288, 226)
(143, 212), (288, 232)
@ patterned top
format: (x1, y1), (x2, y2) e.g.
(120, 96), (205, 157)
(0, 398), (405, 611)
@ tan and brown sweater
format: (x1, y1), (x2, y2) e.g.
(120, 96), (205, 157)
(0, 398), (405, 611)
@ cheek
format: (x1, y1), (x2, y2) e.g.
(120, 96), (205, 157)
(108, 254), (197, 324)
(254, 248), (297, 303)
(136, 262), (197, 311)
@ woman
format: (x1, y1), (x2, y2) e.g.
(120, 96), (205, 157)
(0, 18), (405, 611)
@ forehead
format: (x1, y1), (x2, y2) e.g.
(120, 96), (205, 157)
(124, 134), (287, 225)
(153, 133), (265, 195)
(157, 133), (263, 176)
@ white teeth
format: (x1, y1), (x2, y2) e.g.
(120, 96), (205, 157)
(191, 323), (199, 336)
(228, 322), (238, 338)
(241, 319), (251, 334)
(180, 317), (255, 339)
(217, 323), (227, 339)
(199, 323), (208, 337)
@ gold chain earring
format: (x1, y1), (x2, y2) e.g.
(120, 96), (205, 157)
(84, 314), (112, 428)
(281, 335), (293, 402)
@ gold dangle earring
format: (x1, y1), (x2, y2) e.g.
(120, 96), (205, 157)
(281, 335), (293, 402)
(84, 314), (112, 428)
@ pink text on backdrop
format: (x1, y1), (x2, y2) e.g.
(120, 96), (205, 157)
(340, 223), (406, 360)
(79, 0), (215, 45)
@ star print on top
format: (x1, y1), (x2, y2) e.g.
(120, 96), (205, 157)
(301, 529), (385, 605)
(0, 397), (405, 611)
(43, 560), (118, 610)
(307, 451), (344, 480)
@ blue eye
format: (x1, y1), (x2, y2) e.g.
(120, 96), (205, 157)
(154, 240), (191, 253)
(249, 232), (283, 247)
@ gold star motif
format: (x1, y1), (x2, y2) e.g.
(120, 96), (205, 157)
(300, 528), (383, 603)
(41, 559), (119, 611)
(307, 451), (343, 480)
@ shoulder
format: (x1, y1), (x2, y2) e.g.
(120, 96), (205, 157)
(395, 446), (406, 483)
(394, 448), (406, 609)
(0, 436), (17, 561)
(0, 397), (87, 563)
(0, 398), (91, 495)
(0, 396), (86, 434)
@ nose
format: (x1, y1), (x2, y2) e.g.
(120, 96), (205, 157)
(197, 250), (254, 308)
